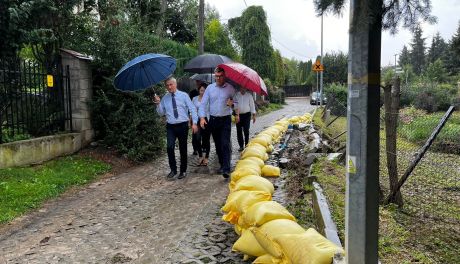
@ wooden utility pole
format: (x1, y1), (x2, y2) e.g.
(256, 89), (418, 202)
(198, 0), (205, 54)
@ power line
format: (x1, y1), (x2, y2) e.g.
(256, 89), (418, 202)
(243, 0), (248, 7)
(271, 37), (312, 60)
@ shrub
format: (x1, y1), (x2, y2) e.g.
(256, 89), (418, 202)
(324, 83), (347, 116)
(413, 83), (456, 112)
(265, 78), (285, 104)
(90, 81), (166, 161)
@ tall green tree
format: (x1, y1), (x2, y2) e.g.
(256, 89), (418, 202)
(424, 58), (448, 83)
(427, 32), (448, 64)
(228, 6), (274, 78)
(399, 45), (411, 66)
(272, 49), (285, 86)
(409, 25), (426, 75)
(204, 19), (239, 59)
(444, 21), (460, 76)
(322, 51), (348, 84)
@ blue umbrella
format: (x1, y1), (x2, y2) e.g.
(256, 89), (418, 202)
(114, 53), (176, 91)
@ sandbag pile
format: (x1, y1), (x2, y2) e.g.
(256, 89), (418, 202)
(221, 113), (344, 264)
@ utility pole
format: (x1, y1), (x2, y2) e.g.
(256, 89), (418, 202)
(319, 14), (324, 106)
(345, 0), (380, 263)
(198, 0), (205, 54)
(394, 54), (398, 73)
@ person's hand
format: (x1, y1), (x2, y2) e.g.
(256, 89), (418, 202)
(235, 115), (240, 123)
(200, 117), (207, 129)
(226, 98), (233, 107)
(192, 124), (198, 134)
(153, 95), (161, 104)
(252, 115), (256, 123)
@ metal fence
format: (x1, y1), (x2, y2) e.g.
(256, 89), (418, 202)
(0, 57), (72, 144)
(322, 91), (460, 262)
(282, 85), (311, 97)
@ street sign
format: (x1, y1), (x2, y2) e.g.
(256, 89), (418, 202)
(312, 60), (324, 72)
(47, 75), (54, 87)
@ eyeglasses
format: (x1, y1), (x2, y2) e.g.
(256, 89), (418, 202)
(215, 75), (224, 79)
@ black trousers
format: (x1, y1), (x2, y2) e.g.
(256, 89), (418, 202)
(208, 115), (232, 173)
(166, 122), (189, 173)
(236, 112), (251, 148)
(192, 118), (210, 158)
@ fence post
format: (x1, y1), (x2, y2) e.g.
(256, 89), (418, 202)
(60, 49), (94, 147)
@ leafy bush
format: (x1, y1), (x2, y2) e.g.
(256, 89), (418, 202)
(324, 83), (347, 116)
(265, 78), (285, 104)
(401, 81), (457, 112)
(88, 22), (198, 161)
(90, 81), (166, 161)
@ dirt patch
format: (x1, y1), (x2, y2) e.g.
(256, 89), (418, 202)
(78, 145), (137, 176)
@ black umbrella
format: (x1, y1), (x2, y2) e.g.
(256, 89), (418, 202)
(190, 73), (215, 84)
(184, 54), (233, 74)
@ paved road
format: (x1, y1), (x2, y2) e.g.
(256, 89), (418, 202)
(0, 98), (314, 264)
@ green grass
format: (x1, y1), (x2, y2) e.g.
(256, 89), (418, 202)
(0, 156), (111, 223)
(312, 107), (347, 145)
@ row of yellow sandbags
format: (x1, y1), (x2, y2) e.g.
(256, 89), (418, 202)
(221, 114), (344, 264)
(288, 113), (313, 125)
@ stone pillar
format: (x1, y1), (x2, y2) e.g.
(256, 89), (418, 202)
(60, 49), (94, 146)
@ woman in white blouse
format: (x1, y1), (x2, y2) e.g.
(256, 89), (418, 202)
(192, 84), (211, 166)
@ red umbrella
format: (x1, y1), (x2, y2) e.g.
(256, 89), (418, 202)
(217, 62), (268, 96)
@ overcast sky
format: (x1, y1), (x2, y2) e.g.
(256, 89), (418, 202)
(206, 0), (460, 66)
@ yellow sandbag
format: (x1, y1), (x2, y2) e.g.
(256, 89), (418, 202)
(243, 144), (268, 155)
(266, 144), (274, 153)
(233, 229), (266, 257)
(274, 228), (345, 264)
(252, 254), (280, 264)
(241, 201), (296, 228)
(231, 167), (260, 183)
(222, 211), (239, 224)
(242, 156), (265, 168)
(262, 165), (281, 177)
(234, 224), (243, 236)
(222, 190), (272, 214)
(242, 147), (268, 161)
(233, 175), (274, 194)
(250, 219), (306, 258)
(236, 159), (264, 172)
(250, 134), (272, 147)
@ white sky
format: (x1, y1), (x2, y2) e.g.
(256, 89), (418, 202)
(205, 0), (460, 66)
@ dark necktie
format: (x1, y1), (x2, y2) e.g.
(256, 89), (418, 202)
(172, 93), (179, 119)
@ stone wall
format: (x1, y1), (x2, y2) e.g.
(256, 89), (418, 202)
(0, 133), (82, 168)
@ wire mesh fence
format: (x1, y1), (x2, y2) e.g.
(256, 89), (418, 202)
(320, 88), (460, 262)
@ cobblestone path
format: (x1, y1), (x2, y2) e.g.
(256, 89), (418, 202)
(0, 98), (314, 264)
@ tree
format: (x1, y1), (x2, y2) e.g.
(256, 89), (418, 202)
(272, 49), (285, 86)
(399, 45), (411, 66)
(228, 6), (274, 78)
(204, 19), (239, 60)
(322, 51), (348, 84)
(444, 21), (460, 76)
(427, 32), (448, 64)
(409, 25), (426, 75)
(424, 58), (448, 83)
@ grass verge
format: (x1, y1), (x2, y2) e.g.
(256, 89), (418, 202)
(0, 156), (111, 224)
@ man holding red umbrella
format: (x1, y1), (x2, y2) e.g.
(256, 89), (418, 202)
(198, 67), (237, 179)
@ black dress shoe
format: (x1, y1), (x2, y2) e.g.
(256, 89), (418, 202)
(167, 171), (177, 179)
(222, 172), (230, 179)
(178, 172), (187, 179)
(192, 151), (198, 155)
(238, 147), (244, 152)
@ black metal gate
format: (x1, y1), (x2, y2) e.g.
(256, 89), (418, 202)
(0, 57), (72, 143)
(282, 85), (311, 97)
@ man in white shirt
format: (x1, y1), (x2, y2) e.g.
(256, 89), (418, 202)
(233, 87), (256, 151)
